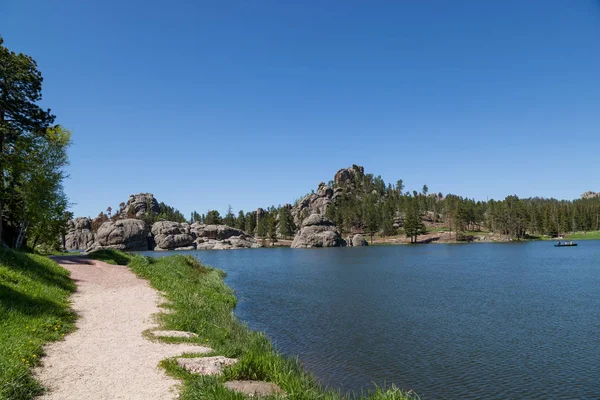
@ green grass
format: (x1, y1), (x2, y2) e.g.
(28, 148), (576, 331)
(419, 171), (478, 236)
(92, 249), (417, 400)
(0, 248), (77, 400)
(87, 248), (134, 265)
(564, 230), (600, 240)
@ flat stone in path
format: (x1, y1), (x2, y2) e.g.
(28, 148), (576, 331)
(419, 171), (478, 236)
(152, 330), (198, 339)
(176, 356), (238, 376)
(224, 380), (286, 397)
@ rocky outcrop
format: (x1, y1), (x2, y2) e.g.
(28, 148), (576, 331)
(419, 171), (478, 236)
(94, 219), (149, 251)
(151, 221), (194, 250)
(581, 191), (600, 199)
(349, 234), (368, 246)
(191, 223), (244, 240)
(64, 217), (95, 250)
(191, 223), (261, 250)
(334, 164), (364, 186)
(291, 214), (346, 248)
(291, 183), (343, 226)
(123, 193), (160, 217)
(290, 165), (366, 226)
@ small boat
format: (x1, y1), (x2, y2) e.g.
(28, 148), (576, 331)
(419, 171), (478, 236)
(554, 242), (577, 247)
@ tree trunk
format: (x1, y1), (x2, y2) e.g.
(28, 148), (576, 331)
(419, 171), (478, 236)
(33, 234), (40, 249)
(15, 221), (27, 249)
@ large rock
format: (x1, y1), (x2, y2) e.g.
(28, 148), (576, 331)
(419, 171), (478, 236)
(290, 214), (346, 248)
(95, 219), (149, 251)
(123, 193), (160, 217)
(191, 223), (245, 240)
(191, 223), (262, 250)
(64, 217), (95, 250)
(334, 164), (364, 186)
(152, 221), (194, 250)
(351, 234), (368, 247)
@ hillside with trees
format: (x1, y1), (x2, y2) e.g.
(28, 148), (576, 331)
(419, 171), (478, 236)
(180, 164), (600, 244)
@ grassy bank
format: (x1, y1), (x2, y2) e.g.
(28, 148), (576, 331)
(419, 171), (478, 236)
(564, 230), (600, 240)
(91, 249), (416, 400)
(0, 248), (76, 399)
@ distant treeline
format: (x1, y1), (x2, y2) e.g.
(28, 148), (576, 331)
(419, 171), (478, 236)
(190, 172), (600, 241)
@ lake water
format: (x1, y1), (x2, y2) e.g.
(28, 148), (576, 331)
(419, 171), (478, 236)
(142, 241), (600, 399)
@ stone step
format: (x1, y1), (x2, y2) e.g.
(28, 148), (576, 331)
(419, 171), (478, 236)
(151, 330), (198, 339)
(224, 380), (286, 397)
(176, 356), (238, 376)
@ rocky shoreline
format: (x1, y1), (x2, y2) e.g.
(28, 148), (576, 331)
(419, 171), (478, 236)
(64, 218), (262, 252)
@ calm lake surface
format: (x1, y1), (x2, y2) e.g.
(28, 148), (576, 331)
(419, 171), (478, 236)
(142, 241), (600, 399)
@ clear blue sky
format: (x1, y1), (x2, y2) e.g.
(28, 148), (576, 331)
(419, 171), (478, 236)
(2, 1), (600, 218)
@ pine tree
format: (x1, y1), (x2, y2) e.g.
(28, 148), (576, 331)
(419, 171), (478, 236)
(278, 207), (295, 238)
(205, 210), (222, 225)
(237, 210), (246, 231)
(404, 198), (426, 243)
(223, 205), (235, 227)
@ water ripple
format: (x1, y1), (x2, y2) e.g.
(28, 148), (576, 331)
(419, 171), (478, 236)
(143, 241), (600, 399)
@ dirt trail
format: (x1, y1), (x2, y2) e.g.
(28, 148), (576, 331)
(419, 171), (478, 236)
(34, 256), (209, 400)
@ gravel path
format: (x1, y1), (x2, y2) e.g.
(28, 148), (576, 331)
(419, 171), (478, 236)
(34, 256), (210, 400)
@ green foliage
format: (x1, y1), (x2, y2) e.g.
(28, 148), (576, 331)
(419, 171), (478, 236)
(222, 205), (235, 227)
(245, 211), (257, 235)
(267, 212), (278, 243)
(87, 249), (134, 266)
(0, 37), (70, 249)
(205, 210), (222, 225)
(0, 248), (76, 399)
(190, 211), (202, 224)
(97, 252), (416, 400)
(256, 212), (267, 238)
(140, 202), (187, 225)
(236, 210), (246, 231)
(403, 198), (426, 243)
(278, 207), (295, 238)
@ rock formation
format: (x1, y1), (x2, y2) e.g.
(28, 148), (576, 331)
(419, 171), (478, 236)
(191, 223), (261, 250)
(64, 217), (95, 250)
(94, 219), (149, 251)
(290, 165), (367, 226)
(350, 234), (369, 246)
(581, 191), (600, 199)
(291, 182), (343, 226)
(123, 193), (160, 217)
(334, 164), (364, 186)
(151, 221), (195, 251)
(290, 214), (346, 248)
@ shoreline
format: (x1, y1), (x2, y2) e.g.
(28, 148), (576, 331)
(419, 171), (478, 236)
(88, 249), (416, 400)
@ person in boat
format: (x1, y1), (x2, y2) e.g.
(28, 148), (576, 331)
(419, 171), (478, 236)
(557, 241), (561, 246)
